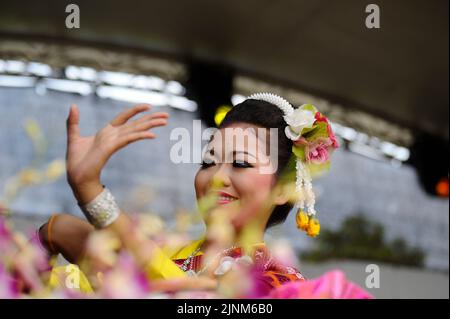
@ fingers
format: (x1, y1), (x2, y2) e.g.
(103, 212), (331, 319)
(135, 118), (168, 132)
(121, 112), (169, 130)
(130, 112), (170, 125)
(116, 131), (156, 149)
(121, 117), (168, 135)
(110, 104), (151, 127)
(109, 115), (167, 153)
(66, 104), (80, 141)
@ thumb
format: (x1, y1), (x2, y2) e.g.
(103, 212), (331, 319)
(66, 104), (80, 141)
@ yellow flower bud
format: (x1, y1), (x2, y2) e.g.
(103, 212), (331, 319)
(295, 210), (309, 231)
(45, 160), (66, 181)
(307, 218), (320, 237)
(18, 169), (42, 185)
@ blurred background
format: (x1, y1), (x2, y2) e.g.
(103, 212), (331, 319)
(0, 0), (448, 298)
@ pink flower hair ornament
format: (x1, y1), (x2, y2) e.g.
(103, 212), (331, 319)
(248, 93), (340, 237)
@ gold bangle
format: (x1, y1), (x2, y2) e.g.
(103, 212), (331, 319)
(47, 214), (58, 254)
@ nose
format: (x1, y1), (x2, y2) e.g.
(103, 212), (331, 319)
(210, 164), (231, 189)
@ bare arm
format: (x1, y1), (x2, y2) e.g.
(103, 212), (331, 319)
(39, 213), (94, 264)
(61, 104), (168, 266)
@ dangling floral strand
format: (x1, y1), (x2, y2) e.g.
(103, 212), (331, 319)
(248, 93), (339, 237)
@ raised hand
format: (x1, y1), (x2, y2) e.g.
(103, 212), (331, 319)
(65, 104), (169, 204)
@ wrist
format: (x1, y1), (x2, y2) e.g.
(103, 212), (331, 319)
(70, 179), (104, 205)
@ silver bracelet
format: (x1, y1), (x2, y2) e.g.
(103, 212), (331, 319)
(79, 187), (120, 228)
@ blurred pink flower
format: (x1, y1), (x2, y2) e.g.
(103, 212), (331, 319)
(0, 217), (13, 248)
(267, 270), (373, 299)
(26, 230), (52, 272)
(98, 253), (150, 299)
(0, 264), (19, 299)
(10, 231), (50, 293)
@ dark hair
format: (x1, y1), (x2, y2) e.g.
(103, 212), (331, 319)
(219, 99), (295, 228)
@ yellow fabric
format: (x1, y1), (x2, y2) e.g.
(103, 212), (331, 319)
(166, 238), (205, 259)
(47, 238), (205, 292)
(144, 237), (205, 279)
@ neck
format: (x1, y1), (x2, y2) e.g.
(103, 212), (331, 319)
(202, 225), (265, 252)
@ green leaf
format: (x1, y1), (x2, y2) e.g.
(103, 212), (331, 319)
(303, 121), (329, 141)
(292, 145), (306, 161)
(300, 124), (318, 137)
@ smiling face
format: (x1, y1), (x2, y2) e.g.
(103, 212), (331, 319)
(194, 122), (287, 231)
